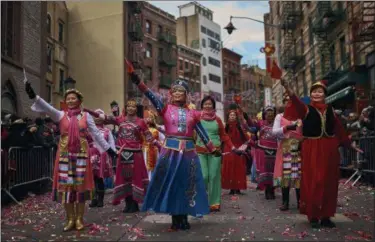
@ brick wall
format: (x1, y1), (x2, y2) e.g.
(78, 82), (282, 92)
(1, 2), (46, 119)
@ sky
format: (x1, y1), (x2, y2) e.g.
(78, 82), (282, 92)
(150, 1), (269, 69)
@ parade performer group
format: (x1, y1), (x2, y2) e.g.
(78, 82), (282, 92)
(24, 57), (363, 233)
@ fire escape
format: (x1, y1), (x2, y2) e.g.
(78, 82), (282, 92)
(158, 31), (177, 89)
(352, 2), (375, 44)
(128, 1), (144, 99)
(312, 1), (346, 80)
(352, 2), (375, 99)
(280, 1), (303, 80)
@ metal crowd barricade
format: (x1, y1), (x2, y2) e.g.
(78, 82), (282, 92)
(342, 136), (375, 186)
(1, 146), (55, 205)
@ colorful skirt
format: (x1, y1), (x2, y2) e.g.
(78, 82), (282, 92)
(112, 148), (149, 205)
(52, 149), (94, 204)
(255, 146), (277, 190)
(142, 148), (209, 217)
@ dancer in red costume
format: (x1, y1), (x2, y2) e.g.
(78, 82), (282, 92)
(221, 105), (251, 195)
(281, 79), (363, 228)
(88, 109), (116, 208)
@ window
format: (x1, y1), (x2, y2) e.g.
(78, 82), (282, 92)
(158, 47), (163, 58)
(201, 25), (206, 34)
(308, 17), (313, 47)
(58, 21), (64, 43)
(339, 36), (346, 63)
(145, 20), (152, 34)
(47, 14), (51, 34)
(46, 83), (52, 103)
(157, 25), (162, 33)
(208, 38), (220, 51)
(146, 43), (152, 58)
(144, 67), (152, 82)
(202, 38), (206, 48)
(214, 33), (220, 41)
(47, 43), (53, 72)
(329, 44), (336, 70)
(1, 1), (21, 61)
(202, 57), (206, 66)
(207, 29), (214, 38)
(185, 61), (189, 70)
(209, 73), (221, 83)
(310, 63), (316, 83)
(179, 60), (183, 70)
(208, 57), (221, 67)
(302, 70), (308, 96)
(59, 69), (65, 93)
(195, 65), (200, 76)
(203, 75), (207, 84)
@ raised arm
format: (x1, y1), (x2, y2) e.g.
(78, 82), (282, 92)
(130, 72), (165, 114)
(83, 108), (119, 126)
(25, 82), (63, 122)
(86, 113), (111, 153)
(217, 117), (235, 150)
(272, 114), (284, 139)
(281, 79), (307, 119)
(31, 96), (64, 123)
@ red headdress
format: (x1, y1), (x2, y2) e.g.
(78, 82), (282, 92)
(310, 80), (328, 94)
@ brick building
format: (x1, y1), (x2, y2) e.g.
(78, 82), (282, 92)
(241, 65), (273, 117)
(222, 48), (242, 94)
(46, 1), (69, 108)
(265, 1), (374, 111)
(126, 1), (177, 108)
(1, 1), (48, 119)
(176, 44), (202, 107)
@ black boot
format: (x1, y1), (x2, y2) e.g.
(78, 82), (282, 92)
(96, 178), (105, 207)
(279, 187), (290, 211)
(229, 189), (235, 195)
(265, 186), (270, 200)
(128, 198), (140, 213)
(321, 217), (336, 228)
(97, 191), (104, 207)
(180, 215), (190, 230)
(269, 186), (276, 200)
(89, 195), (98, 207)
(295, 188), (300, 209)
(169, 215), (180, 231)
(310, 218), (320, 229)
(123, 196), (132, 213)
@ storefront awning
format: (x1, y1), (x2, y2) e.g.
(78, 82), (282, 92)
(327, 71), (367, 94)
(325, 86), (354, 104)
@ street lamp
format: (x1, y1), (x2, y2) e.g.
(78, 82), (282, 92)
(224, 16), (281, 35)
(64, 76), (76, 89)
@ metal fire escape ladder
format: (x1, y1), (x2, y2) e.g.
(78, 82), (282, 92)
(358, 2), (375, 42)
(280, 2), (303, 75)
(128, 1), (144, 99)
(312, 1), (335, 80)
